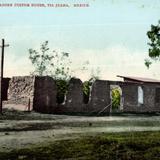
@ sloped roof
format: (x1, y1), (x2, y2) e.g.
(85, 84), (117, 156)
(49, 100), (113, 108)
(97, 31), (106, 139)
(117, 75), (160, 83)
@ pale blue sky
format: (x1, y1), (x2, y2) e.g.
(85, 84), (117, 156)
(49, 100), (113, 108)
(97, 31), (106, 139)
(0, 0), (160, 80)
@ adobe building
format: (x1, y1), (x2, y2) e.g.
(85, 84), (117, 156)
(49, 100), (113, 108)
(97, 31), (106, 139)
(117, 76), (160, 113)
(2, 75), (160, 114)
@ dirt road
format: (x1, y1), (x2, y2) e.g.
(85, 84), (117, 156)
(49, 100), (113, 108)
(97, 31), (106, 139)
(1, 111), (160, 152)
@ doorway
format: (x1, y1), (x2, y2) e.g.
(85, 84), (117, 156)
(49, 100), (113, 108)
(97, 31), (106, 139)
(110, 85), (123, 112)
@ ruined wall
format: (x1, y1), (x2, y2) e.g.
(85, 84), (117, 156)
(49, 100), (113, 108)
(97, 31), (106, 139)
(6, 76), (35, 110)
(65, 78), (85, 112)
(89, 80), (111, 113)
(143, 84), (160, 112)
(121, 83), (160, 113)
(33, 76), (57, 113)
(154, 86), (160, 112)
(4, 76), (160, 114)
(5, 76), (57, 112)
(121, 83), (138, 112)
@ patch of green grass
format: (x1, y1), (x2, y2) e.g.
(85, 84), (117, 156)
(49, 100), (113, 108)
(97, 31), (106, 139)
(1, 131), (160, 160)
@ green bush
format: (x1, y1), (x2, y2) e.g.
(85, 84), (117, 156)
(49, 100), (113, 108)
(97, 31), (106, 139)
(112, 88), (121, 110)
(83, 81), (92, 104)
(56, 79), (68, 104)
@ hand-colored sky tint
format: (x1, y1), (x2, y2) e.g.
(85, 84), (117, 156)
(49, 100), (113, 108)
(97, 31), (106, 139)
(0, 0), (160, 80)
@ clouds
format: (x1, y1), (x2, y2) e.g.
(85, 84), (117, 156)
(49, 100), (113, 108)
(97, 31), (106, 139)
(2, 34), (160, 81)
(0, 1), (160, 80)
(4, 47), (33, 77)
(71, 45), (160, 81)
(1, 24), (160, 81)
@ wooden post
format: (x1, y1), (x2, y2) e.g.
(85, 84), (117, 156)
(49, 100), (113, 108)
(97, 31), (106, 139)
(0, 39), (9, 114)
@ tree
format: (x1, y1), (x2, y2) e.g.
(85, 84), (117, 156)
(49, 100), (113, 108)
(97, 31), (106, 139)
(29, 41), (102, 104)
(29, 41), (73, 80)
(145, 21), (160, 68)
(29, 41), (73, 103)
(29, 41), (51, 76)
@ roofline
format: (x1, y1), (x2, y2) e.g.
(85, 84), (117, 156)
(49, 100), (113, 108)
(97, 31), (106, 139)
(117, 75), (160, 84)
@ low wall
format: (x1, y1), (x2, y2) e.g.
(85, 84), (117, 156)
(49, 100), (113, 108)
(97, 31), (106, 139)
(65, 78), (85, 112)
(122, 83), (160, 113)
(5, 76), (57, 113)
(89, 80), (111, 113)
(4, 76), (160, 114)
(4, 76), (112, 114)
(6, 76), (35, 110)
(33, 76), (57, 113)
(121, 83), (138, 112)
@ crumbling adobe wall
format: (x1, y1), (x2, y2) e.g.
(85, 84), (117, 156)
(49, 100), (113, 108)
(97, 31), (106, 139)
(89, 80), (111, 113)
(5, 76), (160, 114)
(121, 83), (138, 112)
(65, 78), (85, 112)
(6, 76), (57, 112)
(142, 84), (155, 112)
(33, 76), (57, 113)
(153, 85), (160, 112)
(7, 76), (35, 110)
(142, 84), (160, 112)
(121, 83), (160, 113)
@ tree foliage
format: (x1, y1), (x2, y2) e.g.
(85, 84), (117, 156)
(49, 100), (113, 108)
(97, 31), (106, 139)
(83, 81), (92, 104)
(29, 41), (102, 104)
(29, 41), (51, 76)
(111, 88), (121, 110)
(29, 41), (73, 104)
(29, 41), (72, 80)
(145, 21), (160, 68)
(56, 79), (68, 104)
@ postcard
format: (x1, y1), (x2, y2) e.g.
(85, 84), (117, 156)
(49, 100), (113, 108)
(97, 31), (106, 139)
(0, 1), (160, 159)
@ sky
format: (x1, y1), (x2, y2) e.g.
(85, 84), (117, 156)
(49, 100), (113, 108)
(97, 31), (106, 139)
(0, 0), (160, 81)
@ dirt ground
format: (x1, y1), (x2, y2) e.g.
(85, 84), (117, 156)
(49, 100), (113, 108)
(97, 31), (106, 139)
(1, 109), (160, 152)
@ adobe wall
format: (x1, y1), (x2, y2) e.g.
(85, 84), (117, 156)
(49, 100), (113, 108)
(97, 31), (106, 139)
(4, 76), (112, 114)
(33, 76), (57, 113)
(89, 80), (111, 113)
(141, 84), (160, 112)
(6, 76), (57, 113)
(121, 83), (138, 112)
(4, 76), (160, 114)
(121, 83), (160, 113)
(6, 76), (35, 110)
(65, 78), (85, 112)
